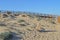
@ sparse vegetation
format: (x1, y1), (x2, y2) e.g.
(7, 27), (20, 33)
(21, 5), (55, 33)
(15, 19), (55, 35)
(18, 19), (30, 26)
(19, 22), (30, 26)
(27, 14), (34, 19)
(21, 14), (27, 17)
(0, 11), (60, 40)
(9, 15), (16, 19)
(37, 17), (42, 21)
(50, 20), (56, 24)
(20, 23), (27, 26)
(18, 20), (25, 23)
(51, 21), (56, 24)
(0, 22), (6, 26)
(0, 32), (13, 40)
(6, 11), (12, 15)
(14, 14), (19, 16)
(3, 14), (8, 18)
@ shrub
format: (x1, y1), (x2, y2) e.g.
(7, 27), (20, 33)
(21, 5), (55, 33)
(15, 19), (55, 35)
(0, 22), (6, 26)
(9, 15), (16, 19)
(0, 32), (13, 40)
(6, 11), (12, 15)
(37, 17), (42, 21)
(18, 20), (30, 26)
(3, 14), (8, 18)
(14, 14), (19, 16)
(27, 15), (34, 18)
(18, 20), (25, 23)
(20, 24), (26, 26)
(51, 21), (56, 24)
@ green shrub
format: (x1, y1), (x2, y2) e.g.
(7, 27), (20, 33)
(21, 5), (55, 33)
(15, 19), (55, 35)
(0, 32), (13, 40)
(18, 20), (30, 26)
(18, 20), (25, 23)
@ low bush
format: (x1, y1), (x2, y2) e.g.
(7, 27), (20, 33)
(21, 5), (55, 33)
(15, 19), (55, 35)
(0, 22), (6, 26)
(3, 14), (8, 18)
(0, 32), (13, 40)
(18, 20), (25, 23)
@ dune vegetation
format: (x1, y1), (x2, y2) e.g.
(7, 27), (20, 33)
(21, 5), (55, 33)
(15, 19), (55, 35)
(0, 11), (60, 40)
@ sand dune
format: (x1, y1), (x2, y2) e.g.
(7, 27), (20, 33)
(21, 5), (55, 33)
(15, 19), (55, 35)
(0, 12), (60, 40)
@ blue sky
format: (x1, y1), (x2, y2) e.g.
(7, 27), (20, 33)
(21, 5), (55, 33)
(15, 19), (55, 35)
(0, 0), (60, 15)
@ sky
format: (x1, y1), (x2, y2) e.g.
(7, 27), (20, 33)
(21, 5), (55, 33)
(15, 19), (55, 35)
(0, 0), (60, 15)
